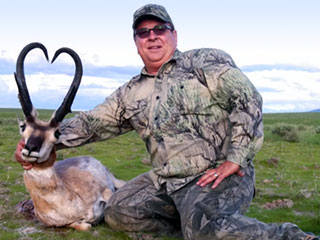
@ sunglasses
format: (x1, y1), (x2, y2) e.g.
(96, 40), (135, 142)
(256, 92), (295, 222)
(135, 24), (174, 39)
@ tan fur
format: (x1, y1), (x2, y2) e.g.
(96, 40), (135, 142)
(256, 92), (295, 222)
(23, 156), (126, 230)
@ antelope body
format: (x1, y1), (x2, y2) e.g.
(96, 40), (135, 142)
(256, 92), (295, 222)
(15, 43), (126, 231)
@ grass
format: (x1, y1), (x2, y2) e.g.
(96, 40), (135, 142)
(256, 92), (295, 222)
(0, 108), (319, 239)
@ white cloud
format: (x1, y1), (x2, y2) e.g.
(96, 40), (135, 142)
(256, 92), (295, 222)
(0, 74), (17, 93)
(263, 104), (297, 112)
(2, 73), (122, 95)
(78, 75), (123, 98)
(2, 64), (320, 113)
(245, 69), (320, 112)
(0, 73), (123, 109)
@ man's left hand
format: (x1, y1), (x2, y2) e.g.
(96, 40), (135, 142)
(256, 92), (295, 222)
(196, 161), (244, 189)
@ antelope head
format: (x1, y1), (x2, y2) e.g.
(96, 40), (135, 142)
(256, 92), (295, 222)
(15, 42), (82, 164)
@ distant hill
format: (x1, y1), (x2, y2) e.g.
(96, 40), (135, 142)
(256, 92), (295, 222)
(310, 109), (320, 112)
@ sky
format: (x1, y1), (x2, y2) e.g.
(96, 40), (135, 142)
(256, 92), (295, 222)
(1, 0), (320, 113)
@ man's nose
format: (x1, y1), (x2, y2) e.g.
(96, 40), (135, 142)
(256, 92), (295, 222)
(148, 30), (158, 40)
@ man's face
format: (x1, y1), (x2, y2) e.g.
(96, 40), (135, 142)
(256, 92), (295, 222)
(134, 19), (177, 74)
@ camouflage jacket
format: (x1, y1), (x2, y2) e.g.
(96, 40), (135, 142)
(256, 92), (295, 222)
(58, 48), (264, 193)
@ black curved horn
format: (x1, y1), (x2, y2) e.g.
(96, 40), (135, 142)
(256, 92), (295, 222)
(50, 47), (82, 126)
(14, 42), (49, 121)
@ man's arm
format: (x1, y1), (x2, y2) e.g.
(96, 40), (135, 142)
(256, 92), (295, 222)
(56, 86), (134, 149)
(220, 67), (264, 168)
(197, 66), (264, 188)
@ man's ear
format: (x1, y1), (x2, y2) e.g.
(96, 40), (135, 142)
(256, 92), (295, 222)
(173, 30), (178, 45)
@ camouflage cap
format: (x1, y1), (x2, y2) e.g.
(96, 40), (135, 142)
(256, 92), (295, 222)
(132, 4), (174, 29)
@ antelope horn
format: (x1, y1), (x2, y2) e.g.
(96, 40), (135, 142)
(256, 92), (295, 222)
(50, 47), (82, 126)
(14, 42), (49, 121)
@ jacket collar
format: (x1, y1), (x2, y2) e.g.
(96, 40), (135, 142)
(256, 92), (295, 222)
(140, 49), (182, 77)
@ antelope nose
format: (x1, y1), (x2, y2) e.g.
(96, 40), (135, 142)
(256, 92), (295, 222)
(25, 143), (41, 153)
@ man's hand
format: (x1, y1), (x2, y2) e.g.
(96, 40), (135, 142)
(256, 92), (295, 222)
(196, 161), (244, 189)
(15, 138), (33, 170)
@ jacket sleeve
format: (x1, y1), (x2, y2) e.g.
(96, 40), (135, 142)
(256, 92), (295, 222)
(57, 85), (133, 148)
(203, 65), (264, 168)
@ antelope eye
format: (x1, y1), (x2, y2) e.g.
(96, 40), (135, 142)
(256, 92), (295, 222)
(54, 130), (61, 139)
(20, 123), (26, 132)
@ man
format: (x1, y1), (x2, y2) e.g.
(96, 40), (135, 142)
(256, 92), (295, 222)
(16, 4), (318, 240)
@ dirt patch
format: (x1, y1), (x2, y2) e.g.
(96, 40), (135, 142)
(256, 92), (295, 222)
(15, 199), (37, 221)
(261, 199), (294, 210)
(17, 226), (42, 235)
(128, 231), (183, 240)
(267, 157), (279, 168)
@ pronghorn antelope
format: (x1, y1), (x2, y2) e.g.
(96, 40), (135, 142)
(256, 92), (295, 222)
(15, 42), (126, 231)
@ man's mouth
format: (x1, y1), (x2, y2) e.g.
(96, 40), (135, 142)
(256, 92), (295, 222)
(148, 45), (161, 50)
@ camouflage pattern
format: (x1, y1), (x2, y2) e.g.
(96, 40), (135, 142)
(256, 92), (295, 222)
(132, 4), (174, 29)
(58, 48), (311, 239)
(105, 165), (308, 239)
(59, 48), (263, 193)
(105, 172), (181, 235)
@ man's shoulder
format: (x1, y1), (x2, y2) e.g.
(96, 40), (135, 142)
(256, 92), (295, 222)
(179, 48), (237, 68)
(125, 73), (144, 90)
(129, 73), (141, 82)
(182, 48), (230, 57)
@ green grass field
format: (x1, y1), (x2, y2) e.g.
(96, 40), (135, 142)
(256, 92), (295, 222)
(0, 108), (319, 239)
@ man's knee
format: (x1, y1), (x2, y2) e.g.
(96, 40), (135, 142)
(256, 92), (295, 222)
(104, 206), (122, 230)
(105, 204), (179, 233)
(104, 204), (148, 231)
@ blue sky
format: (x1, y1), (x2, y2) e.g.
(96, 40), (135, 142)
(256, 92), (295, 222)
(1, 0), (320, 113)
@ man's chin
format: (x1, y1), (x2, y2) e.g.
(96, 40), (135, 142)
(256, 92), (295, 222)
(147, 53), (163, 60)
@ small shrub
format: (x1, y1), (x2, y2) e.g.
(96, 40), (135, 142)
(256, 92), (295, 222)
(271, 123), (300, 142)
(298, 125), (306, 131)
(315, 126), (320, 134)
(0, 119), (19, 125)
(264, 125), (271, 131)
